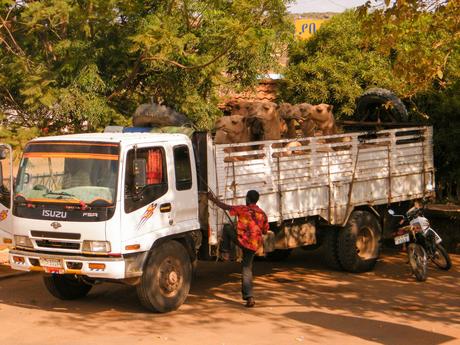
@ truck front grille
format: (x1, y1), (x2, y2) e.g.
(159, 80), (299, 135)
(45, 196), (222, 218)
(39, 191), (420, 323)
(35, 240), (80, 250)
(31, 231), (81, 240)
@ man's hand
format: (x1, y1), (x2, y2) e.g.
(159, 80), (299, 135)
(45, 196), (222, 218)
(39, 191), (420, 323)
(207, 191), (231, 211)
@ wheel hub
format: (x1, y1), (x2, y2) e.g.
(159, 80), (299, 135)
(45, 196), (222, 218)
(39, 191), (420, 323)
(159, 258), (181, 295)
(168, 271), (178, 284)
(355, 226), (375, 260)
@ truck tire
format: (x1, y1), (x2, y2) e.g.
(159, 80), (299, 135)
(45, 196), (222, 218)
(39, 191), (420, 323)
(320, 227), (342, 270)
(356, 88), (408, 123)
(136, 241), (192, 313)
(43, 274), (92, 300)
(337, 211), (381, 273)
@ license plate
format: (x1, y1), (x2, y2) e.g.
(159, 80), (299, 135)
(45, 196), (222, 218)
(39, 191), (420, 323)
(39, 258), (64, 274)
(394, 233), (410, 245)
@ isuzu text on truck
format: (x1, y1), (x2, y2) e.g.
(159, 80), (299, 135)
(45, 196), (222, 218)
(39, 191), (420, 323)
(1, 125), (434, 312)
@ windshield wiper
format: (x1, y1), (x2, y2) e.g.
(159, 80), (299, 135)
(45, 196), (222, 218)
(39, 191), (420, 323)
(45, 191), (76, 198)
(44, 191), (88, 209)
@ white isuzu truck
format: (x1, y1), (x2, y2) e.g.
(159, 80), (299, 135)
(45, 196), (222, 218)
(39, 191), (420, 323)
(1, 125), (434, 312)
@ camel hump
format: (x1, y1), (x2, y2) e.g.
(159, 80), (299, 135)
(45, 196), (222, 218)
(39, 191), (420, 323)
(133, 103), (191, 127)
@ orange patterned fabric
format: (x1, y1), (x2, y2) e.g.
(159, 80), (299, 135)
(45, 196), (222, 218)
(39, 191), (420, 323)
(229, 204), (269, 252)
(146, 149), (163, 184)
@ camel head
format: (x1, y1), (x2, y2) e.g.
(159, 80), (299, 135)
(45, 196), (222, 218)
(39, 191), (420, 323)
(278, 103), (301, 120)
(247, 101), (278, 121)
(311, 103), (336, 135)
(227, 100), (254, 117)
(214, 115), (251, 144)
(246, 101), (282, 140)
(294, 103), (336, 136)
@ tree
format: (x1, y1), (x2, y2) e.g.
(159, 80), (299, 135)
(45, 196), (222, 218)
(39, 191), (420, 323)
(359, 0), (460, 99)
(0, 0), (293, 136)
(280, 1), (459, 117)
(279, 11), (399, 117)
(281, 2), (460, 200)
(359, 0), (460, 199)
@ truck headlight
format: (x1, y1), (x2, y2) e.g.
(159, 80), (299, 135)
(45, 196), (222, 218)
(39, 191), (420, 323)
(14, 235), (33, 249)
(82, 240), (111, 254)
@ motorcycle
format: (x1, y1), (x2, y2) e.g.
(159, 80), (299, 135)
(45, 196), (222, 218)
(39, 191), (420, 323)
(388, 202), (451, 282)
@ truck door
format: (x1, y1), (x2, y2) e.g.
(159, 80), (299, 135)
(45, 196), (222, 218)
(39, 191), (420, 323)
(122, 145), (173, 243)
(0, 144), (13, 247)
(171, 144), (198, 231)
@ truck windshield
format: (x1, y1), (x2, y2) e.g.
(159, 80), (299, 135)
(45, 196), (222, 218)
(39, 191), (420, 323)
(15, 141), (120, 206)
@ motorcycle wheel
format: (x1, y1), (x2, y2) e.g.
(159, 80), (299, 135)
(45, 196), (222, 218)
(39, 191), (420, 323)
(408, 243), (427, 282)
(431, 244), (452, 270)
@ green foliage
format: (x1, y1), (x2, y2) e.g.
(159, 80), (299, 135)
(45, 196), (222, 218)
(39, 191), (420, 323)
(280, 11), (399, 117)
(414, 48), (460, 199)
(282, 2), (460, 199)
(281, 2), (459, 119)
(360, 0), (460, 98)
(0, 125), (40, 163)
(0, 0), (293, 140)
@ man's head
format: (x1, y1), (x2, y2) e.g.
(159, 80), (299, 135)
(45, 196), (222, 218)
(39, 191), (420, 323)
(245, 190), (259, 205)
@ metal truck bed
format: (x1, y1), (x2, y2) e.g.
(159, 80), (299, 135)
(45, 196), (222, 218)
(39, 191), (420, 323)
(206, 126), (434, 245)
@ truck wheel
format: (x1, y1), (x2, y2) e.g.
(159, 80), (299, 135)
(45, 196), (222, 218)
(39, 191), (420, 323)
(43, 274), (92, 300)
(320, 227), (342, 270)
(337, 211), (381, 273)
(265, 249), (292, 261)
(136, 241), (191, 313)
(356, 88), (408, 123)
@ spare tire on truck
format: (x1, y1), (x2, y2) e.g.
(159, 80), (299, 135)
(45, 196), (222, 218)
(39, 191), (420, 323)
(133, 103), (192, 127)
(356, 88), (408, 123)
(337, 210), (381, 273)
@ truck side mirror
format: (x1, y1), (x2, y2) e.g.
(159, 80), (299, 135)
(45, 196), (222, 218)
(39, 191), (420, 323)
(133, 158), (147, 190)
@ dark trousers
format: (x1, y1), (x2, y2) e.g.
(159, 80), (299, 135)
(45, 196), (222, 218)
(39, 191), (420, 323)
(221, 225), (256, 300)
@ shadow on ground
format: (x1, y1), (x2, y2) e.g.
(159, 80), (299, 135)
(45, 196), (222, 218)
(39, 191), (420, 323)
(0, 248), (458, 343)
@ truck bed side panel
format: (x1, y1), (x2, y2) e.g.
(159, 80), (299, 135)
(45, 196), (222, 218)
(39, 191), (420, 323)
(207, 127), (434, 245)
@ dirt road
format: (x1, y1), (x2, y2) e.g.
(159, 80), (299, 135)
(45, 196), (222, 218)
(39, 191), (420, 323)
(0, 249), (459, 345)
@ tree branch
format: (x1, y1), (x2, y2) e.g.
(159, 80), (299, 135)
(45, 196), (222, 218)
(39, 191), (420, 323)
(0, 14), (25, 56)
(143, 40), (234, 70)
(107, 53), (145, 100)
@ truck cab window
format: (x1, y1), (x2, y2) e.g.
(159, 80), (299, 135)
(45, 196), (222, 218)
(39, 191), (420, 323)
(173, 145), (192, 191)
(125, 147), (168, 213)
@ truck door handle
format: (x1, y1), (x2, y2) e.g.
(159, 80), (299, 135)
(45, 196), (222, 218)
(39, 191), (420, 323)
(160, 203), (172, 213)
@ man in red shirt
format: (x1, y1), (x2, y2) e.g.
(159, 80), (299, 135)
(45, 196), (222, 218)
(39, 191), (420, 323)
(208, 190), (269, 307)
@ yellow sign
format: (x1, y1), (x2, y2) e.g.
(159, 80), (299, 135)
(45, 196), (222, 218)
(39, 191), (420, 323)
(295, 19), (326, 40)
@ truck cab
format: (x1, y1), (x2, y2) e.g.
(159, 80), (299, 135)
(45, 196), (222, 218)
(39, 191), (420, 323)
(8, 132), (201, 312)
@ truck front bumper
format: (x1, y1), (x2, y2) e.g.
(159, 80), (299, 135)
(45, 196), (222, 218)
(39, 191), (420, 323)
(9, 249), (147, 280)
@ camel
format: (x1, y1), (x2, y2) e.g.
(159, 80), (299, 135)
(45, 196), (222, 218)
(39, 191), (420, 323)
(214, 115), (251, 145)
(214, 115), (254, 161)
(278, 103), (300, 139)
(227, 100), (254, 117)
(294, 103), (337, 136)
(245, 101), (283, 141)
